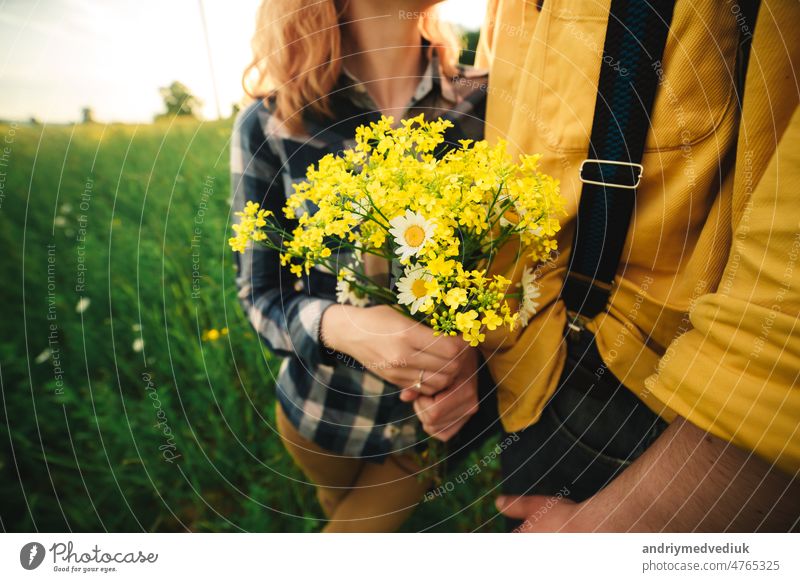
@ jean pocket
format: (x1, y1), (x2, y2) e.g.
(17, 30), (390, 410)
(545, 402), (633, 468)
(548, 363), (667, 468)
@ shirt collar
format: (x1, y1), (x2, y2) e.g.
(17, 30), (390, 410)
(339, 40), (446, 112)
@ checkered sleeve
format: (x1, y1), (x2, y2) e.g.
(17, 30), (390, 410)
(231, 103), (336, 368)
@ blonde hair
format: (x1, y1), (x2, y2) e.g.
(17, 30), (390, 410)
(243, 0), (462, 133)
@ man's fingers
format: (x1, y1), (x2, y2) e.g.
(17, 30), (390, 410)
(414, 392), (467, 426)
(399, 388), (419, 402)
(427, 418), (468, 442)
(495, 495), (551, 519)
(412, 395), (435, 423)
(413, 375), (479, 429)
(414, 393), (476, 438)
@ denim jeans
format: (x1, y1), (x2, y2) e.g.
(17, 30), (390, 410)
(500, 329), (668, 514)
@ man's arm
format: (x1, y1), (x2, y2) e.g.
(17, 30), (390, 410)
(498, 71), (800, 532)
(591, 416), (799, 531)
(498, 416), (799, 531)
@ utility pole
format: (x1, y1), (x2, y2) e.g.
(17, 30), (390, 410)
(198, 0), (222, 119)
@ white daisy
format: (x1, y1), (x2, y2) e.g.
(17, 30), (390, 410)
(388, 210), (435, 261)
(75, 297), (91, 314)
(517, 266), (541, 327)
(396, 266), (435, 315)
(336, 279), (370, 308)
(132, 338), (145, 352)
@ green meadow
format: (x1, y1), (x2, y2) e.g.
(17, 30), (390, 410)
(0, 119), (503, 532)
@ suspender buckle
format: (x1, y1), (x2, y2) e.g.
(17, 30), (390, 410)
(579, 159), (644, 190)
(565, 310), (590, 343)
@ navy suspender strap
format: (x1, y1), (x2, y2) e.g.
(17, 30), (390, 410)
(561, 0), (676, 327)
(561, 0), (761, 331)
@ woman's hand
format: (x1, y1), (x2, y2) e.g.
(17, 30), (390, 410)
(320, 304), (470, 395)
(413, 347), (480, 442)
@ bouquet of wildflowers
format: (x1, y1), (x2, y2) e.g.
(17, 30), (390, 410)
(230, 115), (562, 345)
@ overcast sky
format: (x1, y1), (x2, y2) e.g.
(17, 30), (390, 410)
(0, 0), (487, 123)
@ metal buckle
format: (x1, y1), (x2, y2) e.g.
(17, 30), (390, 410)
(566, 311), (589, 343)
(579, 159), (643, 190)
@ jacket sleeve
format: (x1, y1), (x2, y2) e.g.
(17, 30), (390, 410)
(646, 105), (800, 474)
(230, 104), (335, 368)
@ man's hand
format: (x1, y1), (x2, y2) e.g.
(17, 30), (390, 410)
(410, 347), (479, 442)
(496, 417), (800, 532)
(496, 495), (584, 532)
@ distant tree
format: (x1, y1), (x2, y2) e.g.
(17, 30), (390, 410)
(230, 103), (241, 118)
(81, 107), (95, 124)
(460, 30), (480, 66)
(157, 81), (203, 120)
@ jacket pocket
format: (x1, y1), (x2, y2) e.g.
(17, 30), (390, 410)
(537, 0), (738, 153)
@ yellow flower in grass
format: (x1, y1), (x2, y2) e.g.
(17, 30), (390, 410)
(397, 267), (436, 315)
(389, 210), (435, 261)
(201, 328), (228, 342)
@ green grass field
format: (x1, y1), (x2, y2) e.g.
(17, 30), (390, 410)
(0, 119), (504, 532)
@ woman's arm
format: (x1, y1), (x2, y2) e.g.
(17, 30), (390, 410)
(231, 104), (335, 369)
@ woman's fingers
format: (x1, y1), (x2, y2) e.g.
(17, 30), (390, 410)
(395, 370), (452, 400)
(384, 352), (460, 396)
(398, 369), (452, 402)
(407, 325), (469, 362)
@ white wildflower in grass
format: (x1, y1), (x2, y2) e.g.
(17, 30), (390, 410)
(396, 266), (437, 315)
(389, 210), (435, 261)
(518, 266), (542, 327)
(132, 338), (144, 352)
(54, 215), (67, 228)
(34, 348), (52, 364)
(336, 279), (370, 308)
(75, 297), (91, 314)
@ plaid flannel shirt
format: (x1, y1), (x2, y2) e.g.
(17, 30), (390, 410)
(231, 50), (488, 459)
